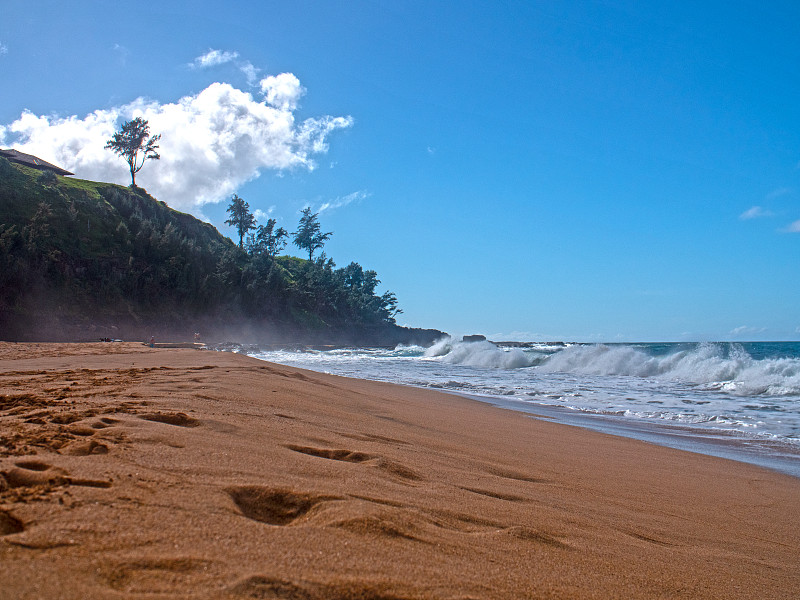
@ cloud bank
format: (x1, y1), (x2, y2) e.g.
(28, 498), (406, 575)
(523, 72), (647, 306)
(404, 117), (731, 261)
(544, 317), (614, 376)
(0, 73), (352, 215)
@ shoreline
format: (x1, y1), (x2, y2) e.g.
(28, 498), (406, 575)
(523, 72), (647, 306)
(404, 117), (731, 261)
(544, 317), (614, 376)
(2, 343), (800, 598)
(461, 393), (800, 479)
(234, 346), (800, 479)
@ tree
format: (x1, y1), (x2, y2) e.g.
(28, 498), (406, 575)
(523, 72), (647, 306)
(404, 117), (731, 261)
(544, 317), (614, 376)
(225, 194), (256, 249)
(292, 207), (332, 261)
(105, 117), (161, 187)
(250, 218), (288, 258)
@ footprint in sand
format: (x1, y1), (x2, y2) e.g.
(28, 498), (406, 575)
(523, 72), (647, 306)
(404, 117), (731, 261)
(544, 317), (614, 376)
(226, 487), (340, 526)
(2, 460), (68, 488)
(501, 526), (572, 550)
(484, 465), (549, 484)
(67, 424), (97, 437)
(49, 413), (83, 425)
(339, 432), (410, 445)
(329, 514), (423, 543)
(0, 511), (24, 535)
(102, 557), (215, 594)
(62, 439), (109, 456)
(285, 445), (423, 482)
(138, 412), (201, 428)
(459, 486), (530, 503)
(1, 460), (111, 489)
(227, 575), (416, 600)
(285, 445), (375, 463)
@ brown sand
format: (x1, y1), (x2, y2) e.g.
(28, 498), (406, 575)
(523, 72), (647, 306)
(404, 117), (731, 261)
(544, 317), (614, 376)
(0, 342), (798, 599)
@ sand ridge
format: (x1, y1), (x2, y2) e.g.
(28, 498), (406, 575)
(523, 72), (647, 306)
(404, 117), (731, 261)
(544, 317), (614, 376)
(0, 343), (799, 599)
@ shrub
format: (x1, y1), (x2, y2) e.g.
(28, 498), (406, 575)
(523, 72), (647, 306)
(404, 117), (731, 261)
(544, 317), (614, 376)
(37, 169), (59, 187)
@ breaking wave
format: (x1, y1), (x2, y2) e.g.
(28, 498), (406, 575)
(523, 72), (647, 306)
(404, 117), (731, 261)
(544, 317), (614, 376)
(424, 339), (800, 397)
(423, 338), (538, 369)
(537, 343), (800, 397)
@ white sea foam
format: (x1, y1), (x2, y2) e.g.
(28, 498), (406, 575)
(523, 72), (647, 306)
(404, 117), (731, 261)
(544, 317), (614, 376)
(422, 337), (539, 368)
(420, 339), (800, 398)
(537, 343), (800, 397)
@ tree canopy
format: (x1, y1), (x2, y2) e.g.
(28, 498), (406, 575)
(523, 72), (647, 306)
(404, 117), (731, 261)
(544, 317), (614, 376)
(292, 207), (332, 261)
(225, 194), (256, 248)
(249, 218), (288, 258)
(105, 117), (161, 187)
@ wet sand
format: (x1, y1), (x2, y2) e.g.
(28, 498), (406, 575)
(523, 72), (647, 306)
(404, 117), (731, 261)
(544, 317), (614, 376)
(1, 342), (799, 599)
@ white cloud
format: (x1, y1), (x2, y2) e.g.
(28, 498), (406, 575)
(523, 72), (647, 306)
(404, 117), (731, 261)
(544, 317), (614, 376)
(253, 207), (275, 222)
(190, 49), (239, 69)
(240, 61), (259, 86)
(729, 325), (766, 337)
(766, 187), (791, 199)
(739, 206), (773, 220)
(0, 42), (8, 56)
(318, 190), (370, 214)
(784, 220), (800, 233)
(191, 50), (260, 87)
(1, 77), (352, 214)
(260, 73), (305, 111)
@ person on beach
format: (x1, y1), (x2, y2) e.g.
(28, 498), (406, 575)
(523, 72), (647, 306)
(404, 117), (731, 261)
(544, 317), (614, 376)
(149, 336), (155, 348)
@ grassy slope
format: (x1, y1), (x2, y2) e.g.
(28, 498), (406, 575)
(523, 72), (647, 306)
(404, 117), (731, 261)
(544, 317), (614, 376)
(0, 158), (236, 339)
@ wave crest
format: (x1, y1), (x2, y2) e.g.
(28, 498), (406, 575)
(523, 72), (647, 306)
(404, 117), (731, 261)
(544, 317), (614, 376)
(423, 338), (538, 369)
(539, 343), (800, 396)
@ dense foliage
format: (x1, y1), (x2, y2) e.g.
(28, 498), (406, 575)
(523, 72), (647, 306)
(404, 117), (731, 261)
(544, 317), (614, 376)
(0, 158), (425, 343)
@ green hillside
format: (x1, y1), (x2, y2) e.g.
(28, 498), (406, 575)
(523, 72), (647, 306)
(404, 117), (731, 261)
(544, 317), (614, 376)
(0, 157), (442, 344)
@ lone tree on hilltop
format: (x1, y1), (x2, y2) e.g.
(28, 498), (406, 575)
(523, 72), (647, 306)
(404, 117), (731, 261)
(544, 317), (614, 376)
(225, 194), (256, 249)
(293, 207), (332, 261)
(105, 117), (161, 187)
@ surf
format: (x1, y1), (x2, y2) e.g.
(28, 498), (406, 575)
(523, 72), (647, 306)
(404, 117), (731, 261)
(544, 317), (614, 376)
(536, 342), (800, 397)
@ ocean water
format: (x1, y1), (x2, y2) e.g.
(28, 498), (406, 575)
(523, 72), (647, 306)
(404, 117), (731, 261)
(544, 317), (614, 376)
(235, 339), (800, 477)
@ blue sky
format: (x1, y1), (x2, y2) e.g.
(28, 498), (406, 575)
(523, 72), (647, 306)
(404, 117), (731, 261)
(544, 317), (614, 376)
(2, 1), (799, 341)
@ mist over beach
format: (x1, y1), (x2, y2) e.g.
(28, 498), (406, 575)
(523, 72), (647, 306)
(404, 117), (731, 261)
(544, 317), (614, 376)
(2, 2), (800, 598)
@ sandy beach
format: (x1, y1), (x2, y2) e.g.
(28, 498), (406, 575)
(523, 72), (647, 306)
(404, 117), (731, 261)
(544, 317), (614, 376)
(1, 343), (798, 599)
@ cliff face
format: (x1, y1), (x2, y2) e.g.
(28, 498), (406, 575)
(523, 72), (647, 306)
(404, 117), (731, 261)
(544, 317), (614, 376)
(0, 158), (444, 345)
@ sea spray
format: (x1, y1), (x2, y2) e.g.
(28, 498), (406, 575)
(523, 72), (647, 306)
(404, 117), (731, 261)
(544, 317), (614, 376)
(422, 337), (453, 357)
(424, 338), (537, 368)
(536, 342), (800, 397)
